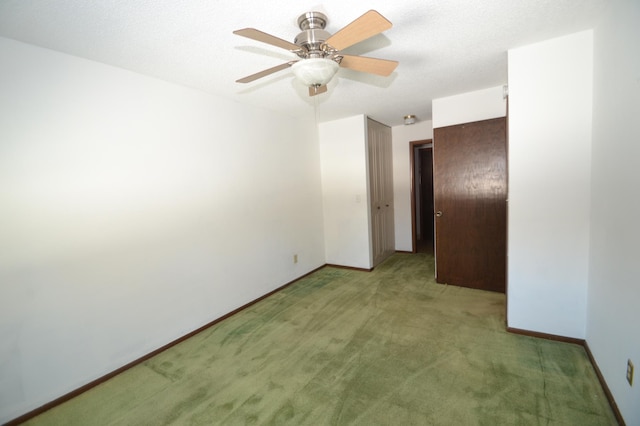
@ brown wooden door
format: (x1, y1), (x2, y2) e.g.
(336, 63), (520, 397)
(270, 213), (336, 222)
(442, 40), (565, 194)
(433, 117), (507, 292)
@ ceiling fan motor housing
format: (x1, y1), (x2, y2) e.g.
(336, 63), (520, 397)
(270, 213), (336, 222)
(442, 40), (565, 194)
(295, 12), (333, 58)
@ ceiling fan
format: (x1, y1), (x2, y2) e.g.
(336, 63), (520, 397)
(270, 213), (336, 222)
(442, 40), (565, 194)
(233, 10), (398, 97)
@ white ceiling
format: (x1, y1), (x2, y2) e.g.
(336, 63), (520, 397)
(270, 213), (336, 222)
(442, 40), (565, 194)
(0, 0), (608, 126)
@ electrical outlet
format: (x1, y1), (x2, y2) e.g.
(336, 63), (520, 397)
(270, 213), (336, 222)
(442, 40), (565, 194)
(627, 359), (634, 386)
(293, 254), (298, 264)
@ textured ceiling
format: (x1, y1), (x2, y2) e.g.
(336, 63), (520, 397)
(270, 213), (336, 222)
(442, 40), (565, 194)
(0, 0), (609, 126)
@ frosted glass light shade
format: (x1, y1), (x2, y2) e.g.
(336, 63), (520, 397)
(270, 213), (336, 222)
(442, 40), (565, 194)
(291, 58), (339, 86)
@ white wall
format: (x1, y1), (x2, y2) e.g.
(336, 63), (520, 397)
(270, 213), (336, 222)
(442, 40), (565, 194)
(318, 115), (372, 269)
(587, 2), (640, 424)
(0, 37), (326, 423)
(507, 31), (593, 338)
(391, 121), (433, 252)
(432, 86), (506, 129)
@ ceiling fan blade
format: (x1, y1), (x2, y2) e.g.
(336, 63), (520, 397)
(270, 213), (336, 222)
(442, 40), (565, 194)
(339, 55), (398, 76)
(325, 10), (392, 51)
(236, 61), (297, 83)
(233, 28), (301, 52)
(308, 85), (328, 97)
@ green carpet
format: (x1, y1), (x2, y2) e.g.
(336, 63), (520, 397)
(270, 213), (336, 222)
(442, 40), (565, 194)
(23, 253), (617, 425)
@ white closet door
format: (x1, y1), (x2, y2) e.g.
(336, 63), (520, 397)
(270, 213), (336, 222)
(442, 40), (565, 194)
(368, 118), (394, 267)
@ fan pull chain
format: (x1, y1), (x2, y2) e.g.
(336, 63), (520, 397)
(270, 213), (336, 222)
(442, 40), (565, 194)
(313, 93), (320, 130)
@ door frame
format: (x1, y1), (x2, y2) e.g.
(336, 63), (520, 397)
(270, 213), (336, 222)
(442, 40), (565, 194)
(409, 139), (433, 253)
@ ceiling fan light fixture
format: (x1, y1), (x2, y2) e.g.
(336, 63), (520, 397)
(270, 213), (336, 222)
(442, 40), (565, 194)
(291, 58), (339, 87)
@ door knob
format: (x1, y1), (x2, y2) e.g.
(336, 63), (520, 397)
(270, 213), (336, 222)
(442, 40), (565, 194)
(436, 211), (443, 217)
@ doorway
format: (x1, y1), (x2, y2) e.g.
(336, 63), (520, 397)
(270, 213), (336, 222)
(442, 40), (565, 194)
(410, 140), (434, 254)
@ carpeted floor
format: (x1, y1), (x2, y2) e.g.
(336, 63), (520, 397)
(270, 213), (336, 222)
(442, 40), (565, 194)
(23, 253), (617, 425)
